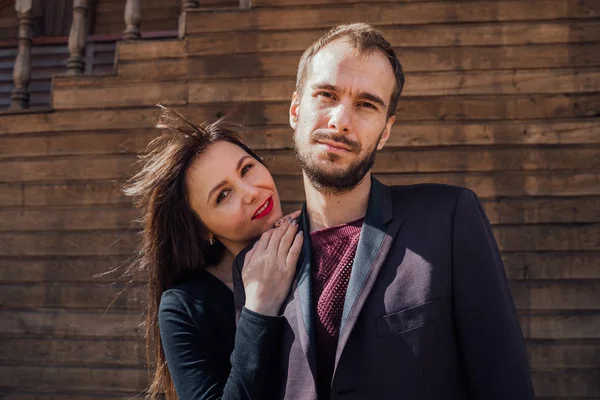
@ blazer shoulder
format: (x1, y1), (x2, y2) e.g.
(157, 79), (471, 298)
(389, 183), (471, 208)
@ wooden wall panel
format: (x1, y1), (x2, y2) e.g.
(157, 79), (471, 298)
(1, 0), (599, 399)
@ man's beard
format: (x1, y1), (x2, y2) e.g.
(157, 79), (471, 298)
(293, 130), (382, 194)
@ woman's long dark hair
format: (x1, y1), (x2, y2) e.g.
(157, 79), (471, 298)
(124, 105), (263, 400)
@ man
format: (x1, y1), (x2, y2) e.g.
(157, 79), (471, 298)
(233, 23), (535, 400)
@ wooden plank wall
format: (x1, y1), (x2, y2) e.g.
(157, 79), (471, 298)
(0, 0), (599, 398)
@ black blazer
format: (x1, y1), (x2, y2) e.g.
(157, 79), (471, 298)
(233, 178), (535, 400)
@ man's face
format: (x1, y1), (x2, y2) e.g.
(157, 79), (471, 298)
(290, 39), (396, 193)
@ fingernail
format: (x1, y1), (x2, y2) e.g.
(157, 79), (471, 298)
(291, 219), (297, 226)
(297, 230), (303, 237)
(274, 220), (282, 227)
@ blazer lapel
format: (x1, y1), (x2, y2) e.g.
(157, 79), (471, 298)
(334, 178), (404, 371)
(291, 204), (317, 375)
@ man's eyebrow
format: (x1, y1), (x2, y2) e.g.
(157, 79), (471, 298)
(312, 83), (386, 109)
(206, 155), (252, 204)
(312, 83), (338, 92)
(358, 91), (386, 108)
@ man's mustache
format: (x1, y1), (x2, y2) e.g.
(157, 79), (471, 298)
(311, 132), (360, 152)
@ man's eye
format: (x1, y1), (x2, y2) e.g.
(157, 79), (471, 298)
(216, 189), (230, 204)
(318, 92), (334, 99)
(359, 102), (376, 109)
(241, 163), (253, 176)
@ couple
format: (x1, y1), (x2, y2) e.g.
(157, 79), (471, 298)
(127, 24), (535, 400)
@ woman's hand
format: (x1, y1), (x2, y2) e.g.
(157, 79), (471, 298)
(273, 210), (301, 228)
(242, 220), (303, 316)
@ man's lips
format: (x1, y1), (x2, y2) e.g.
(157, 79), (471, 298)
(252, 196), (274, 220)
(316, 139), (352, 152)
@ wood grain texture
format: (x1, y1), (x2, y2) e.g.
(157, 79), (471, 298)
(187, 69), (600, 104)
(1, 196), (597, 231)
(0, 309), (143, 338)
(185, 0), (600, 33)
(186, 21), (600, 55)
(0, 337), (144, 366)
(3, 93), (599, 135)
(0, 282), (144, 310)
(0, 257), (137, 283)
(1, 146), (598, 183)
(2, 120), (599, 159)
(520, 313), (600, 339)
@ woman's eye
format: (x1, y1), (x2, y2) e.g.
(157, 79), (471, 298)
(216, 189), (230, 204)
(241, 163), (253, 176)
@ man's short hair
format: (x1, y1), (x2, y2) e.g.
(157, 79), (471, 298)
(296, 23), (405, 118)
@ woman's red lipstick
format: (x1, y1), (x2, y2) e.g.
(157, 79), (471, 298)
(252, 196), (274, 220)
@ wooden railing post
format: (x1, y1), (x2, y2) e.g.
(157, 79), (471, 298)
(10, 0), (34, 110)
(123, 0), (141, 41)
(182, 0), (199, 10)
(239, 0), (251, 9)
(66, 0), (88, 75)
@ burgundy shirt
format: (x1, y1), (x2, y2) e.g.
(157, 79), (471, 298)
(310, 218), (364, 400)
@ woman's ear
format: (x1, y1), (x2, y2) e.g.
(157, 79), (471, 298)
(289, 91), (300, 130)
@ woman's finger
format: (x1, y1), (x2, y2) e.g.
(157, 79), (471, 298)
(285, 230), (304, 269)
(273, 210), (301, 227)
(277, 220), (299, 258)
(267, 220), (289, 250)
(255, 227), (275, 252)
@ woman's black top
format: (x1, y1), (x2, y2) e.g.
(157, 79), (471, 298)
(159, 270), (284, 400)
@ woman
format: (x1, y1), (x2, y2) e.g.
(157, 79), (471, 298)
(124, 105), (303, 400)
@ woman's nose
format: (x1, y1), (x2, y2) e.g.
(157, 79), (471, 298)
(241, 182), (259, 204)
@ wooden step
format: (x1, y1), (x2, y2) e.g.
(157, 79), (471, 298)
(0, 309), (598, 341)
(186, 21), (600, 55)
(520, 312), (600, 339)
(50, 68), (600, 109)
(0, 257), (137, 283)
(0, 309), (143, 338)
(527, 340), (600, 369)
(117, 38), (186, 61)
(0, 231), (139, 256)
(2, 280), (598, 311)
(0, 206), (138, 231)
(0, 337), (144, 367)
(2, 170), (597, 208)
(261, 146), (600, 175)
(0, 283), (144, 310)
(184, 0), (600, 34)
(503, 252), (600, 280)
(0, 393), (137, 400)
(1, 120), (598, 158)
(0, 365), (597, 398)
(1, 252), (597, 285)
(532, 370), (600, 397)
(510, 281), (600, 310)
(2, 196), (597, 232)
(0, 365), (147, 393)
(4, 93), (599, 135)
(0, 224), (596, 256)
(1, 146), (598, 183)
(114, 42), (600, 81)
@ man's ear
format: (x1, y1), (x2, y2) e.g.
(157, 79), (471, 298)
(289, 91), (300, 130)
(377, 115), (395, 150)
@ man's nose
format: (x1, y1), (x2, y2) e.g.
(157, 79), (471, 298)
(328, 104), (351, 133)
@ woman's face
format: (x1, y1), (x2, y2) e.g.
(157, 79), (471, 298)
(186, 141), (283, 256)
